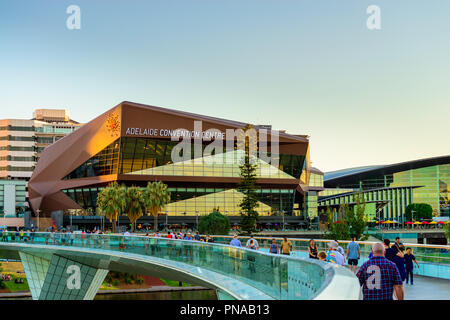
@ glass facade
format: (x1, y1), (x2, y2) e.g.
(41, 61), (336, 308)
(61, 136), (305, 217)
(318, 186), (414, 222)
(63, 186), (295, 216)
(330, 164), (450, 217)
(309, 173), (323, 187)
(64, 137), (304, 180)
(304, 192), (318, 219)
(64, 140), (120, 180)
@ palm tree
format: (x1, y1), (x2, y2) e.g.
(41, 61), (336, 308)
(125, 186), (144, 232)
(97, 182), (126, 233)
(142, 181), (171, 232)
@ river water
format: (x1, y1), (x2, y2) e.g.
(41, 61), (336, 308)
(95, 289), (217, 300)
(1, 289), (218, 300)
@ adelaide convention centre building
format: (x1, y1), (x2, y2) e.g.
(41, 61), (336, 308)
(28, 101), (319, 229)
(28, 101), (450, 230)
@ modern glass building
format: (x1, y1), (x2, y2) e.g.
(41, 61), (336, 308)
(319, 156), (450, 222)
(29, 101), (317, 225)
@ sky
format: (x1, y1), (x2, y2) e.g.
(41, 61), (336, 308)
(0, 0), (449, 172)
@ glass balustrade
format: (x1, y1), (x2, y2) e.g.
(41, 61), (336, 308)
(0, 232), (335, 300)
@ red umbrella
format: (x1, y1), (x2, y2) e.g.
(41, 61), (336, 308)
(421, 221), (430, 225)
(405, 221), (413, 225)
(437, 221), (445, 224)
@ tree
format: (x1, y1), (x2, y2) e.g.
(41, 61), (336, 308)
(237, 124), (259, 235)
(141, 181), (171, 232)
(198, 210), (230, 235)
(324, 193), (369, 241)
(325, 204), (350, 240)
(125, 186), (144, 232)
(405, 203), (433, 221)
(347, 193), (369, 240)
(97, 182), (126, 233)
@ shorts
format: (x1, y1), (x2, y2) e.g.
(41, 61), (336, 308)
(348, 259), (358, 266)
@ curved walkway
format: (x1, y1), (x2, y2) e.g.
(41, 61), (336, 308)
(0, 233), (360, 300)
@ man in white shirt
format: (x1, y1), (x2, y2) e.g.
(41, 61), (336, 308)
(245, 234), (259, 250)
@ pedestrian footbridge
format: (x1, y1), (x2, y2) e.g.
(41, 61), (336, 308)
(0, 233), (360, 300)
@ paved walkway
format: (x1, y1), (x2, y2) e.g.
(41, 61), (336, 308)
(403, 275), (450, 300)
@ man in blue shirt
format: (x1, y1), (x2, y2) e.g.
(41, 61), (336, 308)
(184, 233), (193, 240)
(346, 236), (360, 273)
(230, 235), (242, 247)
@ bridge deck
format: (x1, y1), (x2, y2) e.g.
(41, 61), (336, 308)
(403, 275), (450, 300)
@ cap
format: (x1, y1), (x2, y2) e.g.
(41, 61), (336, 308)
(328, 240), (338, 249)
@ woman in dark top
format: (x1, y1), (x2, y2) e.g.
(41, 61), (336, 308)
(308, 239), (318, 259)
(393, 245), (406, 282)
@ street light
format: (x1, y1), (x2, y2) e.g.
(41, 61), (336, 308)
(36, 209), (41, 231)
(165, 209), (168, 231)
(411, 210), (416, 229)
(196, 211), (199, 231)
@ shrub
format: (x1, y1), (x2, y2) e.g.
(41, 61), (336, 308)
(112, 279), (119, 286)
(125, 276), (134, 284)
(198, 211), (230, 235)
(136, 277), (144, 285)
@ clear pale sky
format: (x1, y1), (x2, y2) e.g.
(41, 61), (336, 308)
(1, 0), (449, 172)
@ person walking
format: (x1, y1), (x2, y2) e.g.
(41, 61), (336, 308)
(247, 239), (257, 273)
(269, 238), (279, 254)
(230, 234), (242, 247)
(245, 234), (259, 250)
(308, 239), (318, 259)
(383, 239), (404, 262)
(326, 241), (345, 265)
(356, 242), (404, 300)
(346, 236), (360, 273)
(393, 245), (406, 282)
(280, 236), (293, 255)
(335, 240), (345, 257)
(404, 247), (419, 285)
(392, 237), (403, 252)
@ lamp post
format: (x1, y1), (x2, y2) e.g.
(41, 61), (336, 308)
(281, 210), (286, 231)
(165, 209), (168, 231)
(36, 209), (41, 231)
(196, 211), (199, 231)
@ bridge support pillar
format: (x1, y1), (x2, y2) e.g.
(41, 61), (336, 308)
(19, 252), (108, 300)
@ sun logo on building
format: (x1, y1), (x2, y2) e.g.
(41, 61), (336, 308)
(106, 112), (120, 137)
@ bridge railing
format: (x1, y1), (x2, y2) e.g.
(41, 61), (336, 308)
(208, 235), (450, 266)
(0, 232), (360, 300)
